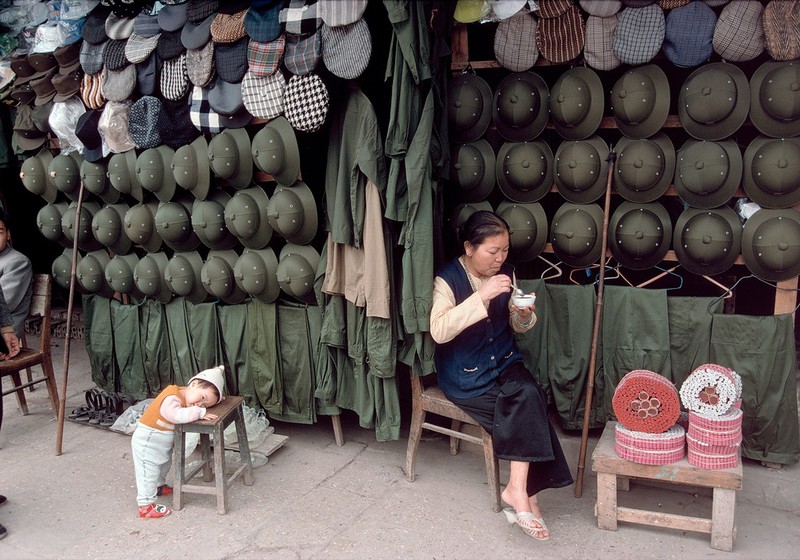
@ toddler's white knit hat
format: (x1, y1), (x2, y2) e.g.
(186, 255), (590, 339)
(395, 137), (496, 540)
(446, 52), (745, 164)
(188, 365), (225, 403)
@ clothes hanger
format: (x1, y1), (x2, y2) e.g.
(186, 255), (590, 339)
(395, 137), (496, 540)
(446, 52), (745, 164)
(701, 274), (733, 299)
(539, 254), (563, 280)
(636, 264), (682, 288)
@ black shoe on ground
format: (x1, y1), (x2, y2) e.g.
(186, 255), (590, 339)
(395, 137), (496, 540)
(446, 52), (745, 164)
(0, 495), (6, 505)
(0, 523), (6, 539)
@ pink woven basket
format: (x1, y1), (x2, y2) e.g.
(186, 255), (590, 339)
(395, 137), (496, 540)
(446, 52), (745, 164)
(687, 447), (739, 470)
(614, 423), (686, 465)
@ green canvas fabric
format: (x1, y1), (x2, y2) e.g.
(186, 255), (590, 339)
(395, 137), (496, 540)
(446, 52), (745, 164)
(217, 303), (254, 406)
(601, 286), (671, 421)
(710, 313), (800, 465)
(270, 301), (316, 424)
(187, 301), (222, 374)
(666, 296), (723, 388)
(111, 299), (147, 399)
(546, 284), (602, 430)
(164, 299), (221, 385)
(307, 304), (339, 416)
(247, 299), (281, 415)
(83, 294), (117, 392)
(515, 278), (550, 401)
(139, 299), (172, 395)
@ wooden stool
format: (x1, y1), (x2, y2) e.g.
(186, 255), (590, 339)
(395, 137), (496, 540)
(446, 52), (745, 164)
(173, 395), (254, 515)
(592, 421), (743, 551)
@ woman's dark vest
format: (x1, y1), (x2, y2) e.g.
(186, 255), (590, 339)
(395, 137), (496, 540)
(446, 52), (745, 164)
(434, 259), (522, 399)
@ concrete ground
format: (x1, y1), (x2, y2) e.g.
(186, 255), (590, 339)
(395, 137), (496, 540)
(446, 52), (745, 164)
(1, 335), (799, 560)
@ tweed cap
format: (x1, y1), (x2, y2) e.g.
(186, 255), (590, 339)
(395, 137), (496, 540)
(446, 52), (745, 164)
(284, 30), (321, 75)
(550, 202), (606, 267)
(187, 41), (216, 87)
(158, 3), (187, 32)
(159, 53), (189, 101)
(157, 29), (186, 60)
(125, 32), (160, 63)
(318, 0), (367, 27)
(82, 160), (120, 204)
(192, 191), (238, 250)
(92, 203), (132, 254)
(675, 139), (742, 209)
(673, 206), (741, 276)
(105, 13), (135, 40)
(246, 2), (283, 43)
(186, 0), (219, 23)
(208, 127), (253, 190)
(181, 14), (213, 49)
(554, 136), (610, 204)
(242, 70), (286, 120)
(189, 85), (252, 133)
(678, 62), (749, 141)
(202, 250), (247, 304)
(103, 39), (129, 71)
(124, 201), (163, 252)
(129, 95), (162, 148)
(164, 250), (208, 302)
(741, 208), (800, 281)
(281, 0), (323, 36)
(609, 201), (672, 270)
(494, 72), (550, 142)
(49, 152), (84, 201)
(20, 148), (57, 203)
(614, 133), (675, 203)
(277, 243), (320, 304)
(62, 200), (102, 251)
(663, 1), (717, 68)
(83, 5), (111, 44)
(613, 4), (665, 65)
(171, 135), (210, 199)
(492, 0), (528, 20)
(211, 10), (248, 44)
(133, 11), (161, 38)
(321, 19), (371, 80)
(610, 64), (670, 139)
(80, 40), (106, 75)
(749, 61), (800, 139)
(214, 38), (249, 83)
(549, 66), (604, 141)
(37, 202), (72, 247)
(136, 145), (177, 202)
(158, 98), (201, 149)
(580, 0), (622, 16)
(14, 104), (50, 152)
(536, 4), (585, 64)
(742, 137), (800, 209)
(225, 186), (273, 249)
(584, 14), (622, 71)
(248, 36), (285, 77)
(496, 140), (554, 203)
(155, 198), (201, 251)
(450, 140), (496, 203)
(234, 248), (280, 303)
(762, 0), (800, 61)
(103, 65), (137, 101)
(107, 149), (143, 201)
(77, 250), (114, 296)
(81, 72), (107, 109)
(494, 12), (538, 72)
(133, 252), (172, 303)
(284, 73), (330, 133)
(449, 72), (492, 144)
(251, 116), (300, 186)
(497, 201), (548, 262)
(267, 182), (318, 245)
(712, 0), (764, 62)
(74, 108), (105, 163)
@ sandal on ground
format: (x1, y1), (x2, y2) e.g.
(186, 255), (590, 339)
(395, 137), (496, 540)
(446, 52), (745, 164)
(157, 485), (173, 497)
(68, 406), (92, 421)
(502, 507), (550, 541)
(138, 504), (171, 519)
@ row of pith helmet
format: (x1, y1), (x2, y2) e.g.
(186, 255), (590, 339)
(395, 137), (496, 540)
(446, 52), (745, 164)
(451, 199), (800, 282)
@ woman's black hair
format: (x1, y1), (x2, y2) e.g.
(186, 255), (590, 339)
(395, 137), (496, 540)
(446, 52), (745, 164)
(457, 210), (510, 247)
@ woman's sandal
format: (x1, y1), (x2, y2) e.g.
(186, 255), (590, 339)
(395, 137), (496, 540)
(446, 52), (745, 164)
(502, 507), (550, 541)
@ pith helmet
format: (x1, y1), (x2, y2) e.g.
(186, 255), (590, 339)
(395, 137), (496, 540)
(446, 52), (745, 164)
(493, 71), (549, 142)
(134, 251), (173, 303)
(610, 64), (670, 139)
(77, 250), (115, 297)
(225, 186), (272, 249)
(92, 203), (133, 255)
(49, 152), (84, 201)
(251, 116), (300, 186)
(277, 243), (320, 304)
(742, 208), (800, 281)
(124, 201), (163, 252)
(614, 133), (675, 203)
(62, 201), (103, 252)
(104, 253), (144, 298)
(550, 202), (605, 267)
(165, 250), (209, 303)
(674, 139), (742, 209)
(609, 201), (672, 270)
(208, 127), (253, 190)
(155, 197), (201, 251)
(20, 148), (57, 203)
(172, 135), (211, 200)
(82, 159), (121, 204)
(496, 140), (554, 203)
(673, 206), (742, 276)
(450, 140), (496, 203)
(37, 202), (72, 247)
(267, 181), (318, 245)
(234, 247), (280, 303)
(448, 72), (492, 144)
(496, 201), (548, 262)
(678, 62), (749, 141)
(192, 190), (238, 250)
(201, 249), (247, 304)
(748, 60), (800, 139)
(548, 66), (604, 141)
(107, 150), (144, 202)
(554, 135), (610, 203)
(742, 136), (800, 209)
(52, 248), (82, 291)
(136, 145), (177, 202)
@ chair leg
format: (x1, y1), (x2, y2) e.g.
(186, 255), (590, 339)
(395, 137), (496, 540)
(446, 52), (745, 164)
(450, 419), (462, 455)
(9, 371), (29, 415)
(21, 334), (34, 392)
(41, 359), (60, 417)
(405, 407), (425, 482)
(481, 430), (502, 512)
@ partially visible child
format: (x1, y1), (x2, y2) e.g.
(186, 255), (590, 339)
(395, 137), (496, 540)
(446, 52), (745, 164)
(131, 365), (225, 519)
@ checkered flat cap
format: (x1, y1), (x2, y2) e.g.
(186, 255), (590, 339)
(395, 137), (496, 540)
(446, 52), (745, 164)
(80, 40), (106, 75)
(281, 0), (323, 36)
(248, 36), (285, 77)
(125, 32), (161, 64)
(713, 0), (764, 62)
(242, 70), (286, 119)
(104, 39), (131, 71)
(613, 4), (665, 65)
(536, 4), (585, 64)
(663, 1), (717, 67)
(321, 19), (371, 80)
(494, 12), (538, 72)
(215, 38), (249, 83)
(284, 31), (321, 75)
(284, 73), (329, 132)
(318, 0), (367, 27)
(211, 10), (248, 44)
(160, 53), (190, 101)
(187, 0), (219, 23)
(584, 14), (622, 71)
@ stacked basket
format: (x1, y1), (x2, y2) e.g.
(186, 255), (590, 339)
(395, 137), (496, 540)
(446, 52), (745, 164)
(679, 364), (744, 469)
(612, 370), (684, 465)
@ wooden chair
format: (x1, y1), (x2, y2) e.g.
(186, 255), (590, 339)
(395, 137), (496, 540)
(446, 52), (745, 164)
(1, 274), (59, 416)
(405, 372), (502, 512)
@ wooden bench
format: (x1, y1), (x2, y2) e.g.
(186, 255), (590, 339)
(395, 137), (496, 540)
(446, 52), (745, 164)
(591, 421), (743, 551)
(173, 395), (254, 515)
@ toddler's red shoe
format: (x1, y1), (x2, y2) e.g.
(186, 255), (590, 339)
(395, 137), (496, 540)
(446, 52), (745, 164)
(138, 503), (172, 519)
(157, 485), (173, 496)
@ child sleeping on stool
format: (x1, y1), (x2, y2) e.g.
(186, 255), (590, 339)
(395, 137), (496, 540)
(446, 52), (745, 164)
(131, 366), (225, 519)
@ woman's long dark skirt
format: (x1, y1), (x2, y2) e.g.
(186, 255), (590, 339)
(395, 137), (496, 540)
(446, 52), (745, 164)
(449, 361), (574, 497)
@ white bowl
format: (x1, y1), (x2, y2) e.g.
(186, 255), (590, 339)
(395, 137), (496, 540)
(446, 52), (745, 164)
(512, 293), (536, 307)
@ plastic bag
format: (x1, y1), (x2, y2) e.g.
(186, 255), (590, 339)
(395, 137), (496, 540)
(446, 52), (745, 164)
(221, 403), (274, 449)
(110, 398), (153, 435)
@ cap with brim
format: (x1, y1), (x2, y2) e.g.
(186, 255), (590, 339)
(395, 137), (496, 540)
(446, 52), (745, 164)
(614, 133), (675, 203)
(496, 201), (548, 262)
(583, 14), (622, 72)
(748, 61), (800, 139)
(673, 206), (741, 276)
(105, 253), (144, 298)
(31, 68), (59, 106)
(82, 160), (121, 204)
(554, 136), (610, 203)
(192, 191), (238, 250)
(741, 208), (800, 281)
(136, 145), (176, 202)
(134, 12), (161, 38)
(321, 19), (371, 80)
(277, 243), (320, 304)
(284, 31), (321, 76)
(208, 128), (253, 190)
(248, 36), (285, 77)
(609, 201), (672, 270)
(663, 0), (717, 68)
(612, 4), (665, 65)
(251, 116), (300, 185)
(211, 10), (248, 44)
(80, 71), (106, 110)
(49, 152), (84, 201)
(448, 73), (492, 144)
(74, 109), (105, 163)
(225, 186), (272, 249)
(280, 0), (323, 36)
(494, 12), (538, 72)
(10, 83), (36, 106)
(77, 250), (115, 297)
(37, 202), (72, 247)
(9, 55), (37, 85)
(742, 136), (800, 209)
(492, 0), (528, 20)
(83, 5), (111, 44)
(52, 248), (82, 291)
(124, 201), (162, 252)
(158, 98), (201, 150)
(496, 140), (553, 203)
(241, 70), (286, 120)
(610, 64), (670, 140)
(678, 62), (749, 141)
(134, 251), (172, 303)
(549, 66), (604, 141)
(105, 13), (135, 41)
(187, 41), (216, 87)
(187, 0), (220, 23)
(319, 0), (368, 26)
(92, 203), (132, 254)
(580, 0), (622, 16)
(52, 67), (84, 103)
(267, 181), (318, 245)
(675, 139), (741, 209)
(284, 73), (329, 133)
(126, 32), (161, 63)
(14, 105), (49, 152)
(214, 38), (249, 83)
(172, 135), (210, 200)
(165, 250), (208, 302)
(159, 53), (189, 101)
(234, 248), (279, 303)
(104, 39), (130, 71)
(62, 200), (103, 252)
(155, 198), (201, 251)
(189, 85), (252, 134)
(207, 76), (246, 116)
(80, 40), (106, 75)
(453, 0), (486, 23)
(493, 71), (549, 142)
(158, 3), (188, 32)
(450, 140), (496, 203)
(181, 14), (213, 49)
(245, 2), (283, 42)
(201, 249), (247, 304)
(157, 29), (186, 60)
(550, 202), (605, 267)
(20, 148), (57, 203)
(762, 0), (800, 61)
(135, 52), (160, 96)
(130, 96), (166, 149)
(103, 65), (137, 102)
(536, 4), (585, 64)
(107, 150), (144, 201)
(712, 0), (764, 62)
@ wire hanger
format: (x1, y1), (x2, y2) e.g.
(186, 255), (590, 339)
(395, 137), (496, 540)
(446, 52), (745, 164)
(539, 254), (563, 280)
(636, 264), (682, 289)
